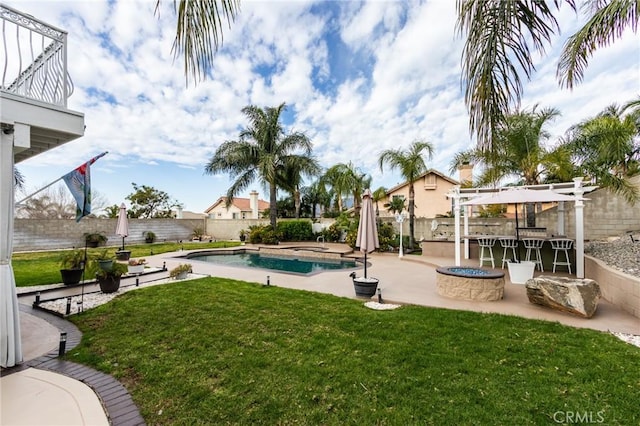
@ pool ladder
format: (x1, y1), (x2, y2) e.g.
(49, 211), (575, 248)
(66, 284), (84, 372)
(316, 235), (325, 248)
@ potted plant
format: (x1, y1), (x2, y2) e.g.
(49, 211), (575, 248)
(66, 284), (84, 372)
(94, 261), (128, 293)
(144, 231), (156, 244)
(59, 249), (86, 285)
(94, 248), (114, 272)
(239, 229), (247, 243)
(169, 263), (192, 280)
(127, 258), (146, 274)
(84, 231), (107, 248)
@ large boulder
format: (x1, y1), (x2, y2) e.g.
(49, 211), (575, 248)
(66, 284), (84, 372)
(525, 276), (601, 318)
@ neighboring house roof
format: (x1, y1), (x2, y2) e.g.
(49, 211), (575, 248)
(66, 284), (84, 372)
(204, 197), (270, 213)
(386, 169), (459, 194)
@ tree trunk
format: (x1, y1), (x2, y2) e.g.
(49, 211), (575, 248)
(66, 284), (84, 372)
(408, 184), (415, 249)
(269, 182), (278, 229)
(294, 187), (301, 219)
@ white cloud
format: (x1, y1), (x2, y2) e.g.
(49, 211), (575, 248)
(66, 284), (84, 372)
(7, 0), (639, 212)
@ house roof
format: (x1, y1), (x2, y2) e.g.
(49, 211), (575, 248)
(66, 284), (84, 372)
(204, 197), (270, 214)
(386, 169), (459, 194)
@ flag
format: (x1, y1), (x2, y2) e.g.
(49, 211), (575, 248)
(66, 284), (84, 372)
(63, 152), (107, 222)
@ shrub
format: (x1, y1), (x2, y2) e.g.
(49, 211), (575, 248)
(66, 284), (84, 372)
(247, 225), (282, 245)
(377, 222), (395, 251)
(276, 220), (313, 242)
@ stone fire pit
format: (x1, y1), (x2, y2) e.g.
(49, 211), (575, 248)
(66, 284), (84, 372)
(436, 266), (505, 301)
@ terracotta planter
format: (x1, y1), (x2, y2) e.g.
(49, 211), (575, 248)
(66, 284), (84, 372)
(60, 268), (83, 285)
(352, 277), (379, 298)
(97, 275), (121, 293)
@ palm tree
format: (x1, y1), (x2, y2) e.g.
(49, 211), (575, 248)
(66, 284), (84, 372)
(321, 162), (369, 213)
(450, 105), (574, 226)
(562, 100), (640, 203)
(371, 186), (388, 222)
(277, 159), (321, 218)
(205, 103), (316, 229)
(301, 180), (331, 219)
(160, 0), (242, 84)
(378, 141), (434, 249)
(457, 0), (638, 152)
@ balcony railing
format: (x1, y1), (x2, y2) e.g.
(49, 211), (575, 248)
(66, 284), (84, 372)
(1, 3), (73, 107)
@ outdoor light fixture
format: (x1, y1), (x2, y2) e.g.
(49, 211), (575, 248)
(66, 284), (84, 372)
(34, 292), (40, 304)
(65, 297), (72, 315)
(266, 275), (270, 286)
(76, 300), (83, 314)
(162, 261), (166, 271)
(58, 332), (67, 356)
(378, 288), (383, 304)
(136, 277), (139, 287)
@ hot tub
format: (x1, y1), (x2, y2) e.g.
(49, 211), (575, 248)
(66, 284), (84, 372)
(435, 266), (505, 301)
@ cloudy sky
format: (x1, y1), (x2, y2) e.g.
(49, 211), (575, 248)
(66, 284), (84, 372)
(9, 0), (639, 213)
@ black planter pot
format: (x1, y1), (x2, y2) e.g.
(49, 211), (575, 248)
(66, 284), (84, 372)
(352, 277), (379, 298)
(98, 275), (121, 293)
(87, 241), (100, 248)
(60, 268), (83, 285)
(115, 250), (131, 261)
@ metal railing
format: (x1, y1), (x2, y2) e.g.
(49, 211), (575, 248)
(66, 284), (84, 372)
(1, 3), (73, 107)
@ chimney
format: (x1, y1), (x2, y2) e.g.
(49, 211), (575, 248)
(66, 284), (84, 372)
(459, 162), (473, 186)
(249, 190), (259, 219)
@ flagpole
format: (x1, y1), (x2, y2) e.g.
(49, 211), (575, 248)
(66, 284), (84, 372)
(15, 177), (65, 206)
(15, 151), (108, 207)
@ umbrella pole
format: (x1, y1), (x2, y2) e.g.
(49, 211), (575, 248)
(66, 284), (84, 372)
(121, 236), (125, 251)
(363, 252), (368, 278)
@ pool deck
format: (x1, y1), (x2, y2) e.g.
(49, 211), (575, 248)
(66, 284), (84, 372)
(165, 242), (639, 335)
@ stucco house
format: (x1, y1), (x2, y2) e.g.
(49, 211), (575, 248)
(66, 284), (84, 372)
(205, 190), (270, 220)
(379, 169), (460, 218)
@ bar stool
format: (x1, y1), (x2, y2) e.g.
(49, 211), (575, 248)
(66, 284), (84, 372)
(550, 238), (573, 274)
(522, 238), (545, 272)
(477, 236), (497, 268)
(498, 237), (518, 269)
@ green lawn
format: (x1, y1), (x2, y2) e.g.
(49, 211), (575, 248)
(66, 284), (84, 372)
(68, 278), (640, 425)
(12, 241), (239, 287)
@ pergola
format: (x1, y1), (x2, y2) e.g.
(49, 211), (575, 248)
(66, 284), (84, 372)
(446, 178), (597, 278)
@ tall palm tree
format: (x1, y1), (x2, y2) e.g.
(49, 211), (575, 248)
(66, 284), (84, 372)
(378, 141), (434, 249)
(205, 103), (316, 229)
(301, 179), (331, 219)
(562, 100), (640, 203)
(371, 186), (388, 222)
(457, 0), (638, 152)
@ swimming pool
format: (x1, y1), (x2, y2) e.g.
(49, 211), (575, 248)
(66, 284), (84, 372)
(187, 251), (360, 275)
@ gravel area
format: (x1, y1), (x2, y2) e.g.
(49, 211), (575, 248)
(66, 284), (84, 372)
(585, 235), (640, 278)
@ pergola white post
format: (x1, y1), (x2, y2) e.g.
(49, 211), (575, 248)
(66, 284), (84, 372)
(453, 187), (461, 266)
(573, 177), (585, 278)
(463, 205), (470, 259)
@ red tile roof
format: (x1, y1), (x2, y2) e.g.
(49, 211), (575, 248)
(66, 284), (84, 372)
(204, 197), (270, 213)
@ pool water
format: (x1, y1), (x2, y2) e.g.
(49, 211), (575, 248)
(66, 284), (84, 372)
(187, 252), (359, 275)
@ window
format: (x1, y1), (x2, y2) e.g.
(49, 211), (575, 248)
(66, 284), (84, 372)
(424, 174), (436, 190)
(232, 213), (238, 219)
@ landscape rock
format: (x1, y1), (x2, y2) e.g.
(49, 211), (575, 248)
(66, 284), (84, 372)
(525, 276), (601, 318)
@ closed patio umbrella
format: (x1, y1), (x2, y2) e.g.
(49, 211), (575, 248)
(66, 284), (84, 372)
(115, 203), (129, 251)
(355, 189), (379, 278)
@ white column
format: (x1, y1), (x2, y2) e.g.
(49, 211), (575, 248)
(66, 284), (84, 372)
(557, 201), (565, 236)
(464, 205), (470, 259)
(573, 178), (585, 278)
(453, 188), (461, 266)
